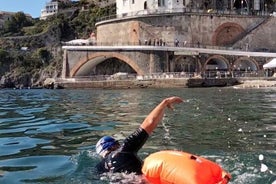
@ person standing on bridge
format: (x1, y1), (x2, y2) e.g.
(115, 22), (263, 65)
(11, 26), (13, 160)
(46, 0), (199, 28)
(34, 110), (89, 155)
(95, 96), (183, 174)
(175, 39), (179, 47)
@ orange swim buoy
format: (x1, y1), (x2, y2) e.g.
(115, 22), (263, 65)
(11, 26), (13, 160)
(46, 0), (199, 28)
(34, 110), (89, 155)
(142, 150), (231, 184)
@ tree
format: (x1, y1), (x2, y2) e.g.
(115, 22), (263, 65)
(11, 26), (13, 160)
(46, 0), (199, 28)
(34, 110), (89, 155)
(3, 12), (33, 35)
(0, 49), (10, 63)
(79, 0), (89, 5)
(34, 48), (52, 65)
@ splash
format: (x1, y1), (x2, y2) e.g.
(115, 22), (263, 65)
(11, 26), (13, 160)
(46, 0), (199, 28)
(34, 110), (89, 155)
(100, 172), (148, 184)
(258, 154), (274, 175)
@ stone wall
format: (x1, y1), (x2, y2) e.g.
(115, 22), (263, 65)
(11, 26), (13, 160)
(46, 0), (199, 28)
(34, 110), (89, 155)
(233, 17), (276, 52)
(63, 49), (170, 77)
(96, 13), (274, 51)
(57, 78), (189, 89)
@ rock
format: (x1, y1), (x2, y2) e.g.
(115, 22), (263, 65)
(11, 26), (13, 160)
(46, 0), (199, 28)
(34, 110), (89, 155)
(43, 78), (56, 89)
(0, 76), (15, 88)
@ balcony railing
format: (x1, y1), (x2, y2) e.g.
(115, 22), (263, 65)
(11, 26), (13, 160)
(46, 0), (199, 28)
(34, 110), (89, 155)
(96, 8), (271, 23)
(58, 71), (269, 83)
(62, 40), (264, 52)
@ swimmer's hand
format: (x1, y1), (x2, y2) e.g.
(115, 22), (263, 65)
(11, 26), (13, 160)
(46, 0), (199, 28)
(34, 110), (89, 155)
(140, 96), (184, 134)
(164, 96), (184, 110)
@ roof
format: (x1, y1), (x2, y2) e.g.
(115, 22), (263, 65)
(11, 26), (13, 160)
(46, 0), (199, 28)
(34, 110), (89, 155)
(263, 58), (276, 69)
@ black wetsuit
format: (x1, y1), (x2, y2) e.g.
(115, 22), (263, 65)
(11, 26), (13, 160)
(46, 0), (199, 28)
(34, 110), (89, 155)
(96, 128), (149, 174)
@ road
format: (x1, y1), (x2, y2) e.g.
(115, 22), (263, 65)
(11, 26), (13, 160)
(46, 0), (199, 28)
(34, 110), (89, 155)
(62, 45), (276, 58)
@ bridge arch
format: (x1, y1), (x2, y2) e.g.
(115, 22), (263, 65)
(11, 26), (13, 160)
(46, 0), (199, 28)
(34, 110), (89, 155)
(204, 55), (230, 72)
(70, 52), (144, 77)
(212, 22), (245, 46)
(232, 57), (259, 71)
(174, 55), (201, 73)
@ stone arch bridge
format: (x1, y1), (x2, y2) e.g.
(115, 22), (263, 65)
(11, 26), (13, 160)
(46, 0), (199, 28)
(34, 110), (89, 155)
(62, 45), (276, 79)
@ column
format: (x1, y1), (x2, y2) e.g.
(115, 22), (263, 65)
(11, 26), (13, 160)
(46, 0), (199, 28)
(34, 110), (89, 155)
(61, 49), (68, 78)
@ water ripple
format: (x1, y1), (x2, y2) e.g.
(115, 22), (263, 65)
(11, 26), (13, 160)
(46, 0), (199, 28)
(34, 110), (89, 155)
(0, 88), (275, 183)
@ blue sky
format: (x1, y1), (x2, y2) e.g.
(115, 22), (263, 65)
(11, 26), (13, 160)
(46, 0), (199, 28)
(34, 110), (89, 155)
(0, 0), (48, 18)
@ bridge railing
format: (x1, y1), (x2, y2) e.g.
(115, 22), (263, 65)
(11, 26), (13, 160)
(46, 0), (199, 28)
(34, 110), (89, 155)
(72, 73), (137, 81)
(202, 70), (263, 79)
(72, 40), (245, 52)
(137, 72), (196, 80)
(61, 37), (275, 52)
(65, 71), (266, 82)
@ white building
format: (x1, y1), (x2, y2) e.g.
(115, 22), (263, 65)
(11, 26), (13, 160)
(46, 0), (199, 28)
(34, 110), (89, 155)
(40, 1), (59, 20)
(116, 0), (189, 17)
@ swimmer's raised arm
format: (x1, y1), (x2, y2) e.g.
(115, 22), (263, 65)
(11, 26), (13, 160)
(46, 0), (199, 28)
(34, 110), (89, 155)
(140, 96), (183, 135)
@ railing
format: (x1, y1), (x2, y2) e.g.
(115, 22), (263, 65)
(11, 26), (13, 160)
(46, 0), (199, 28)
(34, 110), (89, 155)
(59, 71), (268, 83)
(96, 7), (271, 23)
(136, 72), (196, 80)
(62, 40), (259, 52)
(202, 70), (263, 78)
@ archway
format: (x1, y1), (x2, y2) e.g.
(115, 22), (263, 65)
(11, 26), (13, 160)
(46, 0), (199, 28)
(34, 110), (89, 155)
(70, 52), (144, 77)
(203, 55), (230, 78)
(144, 1), (147, 9)
(174, 56), (198, 73)
(232, 57), (259, 77)
(173, 56), (201, 77)
(212, 22), (245, 46)
(85, 58), (136, 76)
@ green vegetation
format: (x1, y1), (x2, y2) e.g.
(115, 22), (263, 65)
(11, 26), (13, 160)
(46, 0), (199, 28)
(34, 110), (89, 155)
(0, 12), (34, 37)
(0, 49), (9, 62)
(62, 3), (116, 39)
(0, 1), (116, 88)
(0, 1), (116, 39)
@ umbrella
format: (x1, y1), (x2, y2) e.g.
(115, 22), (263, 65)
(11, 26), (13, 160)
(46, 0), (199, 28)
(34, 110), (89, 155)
(263, 58), (276, 69)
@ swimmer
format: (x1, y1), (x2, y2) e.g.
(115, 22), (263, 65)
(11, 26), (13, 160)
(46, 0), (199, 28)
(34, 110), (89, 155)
(95, 96), (183, 174)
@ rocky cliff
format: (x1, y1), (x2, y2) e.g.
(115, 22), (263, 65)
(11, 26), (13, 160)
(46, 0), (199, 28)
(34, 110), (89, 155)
(0, 24), (63, 89)
(0, 1), (116, 89)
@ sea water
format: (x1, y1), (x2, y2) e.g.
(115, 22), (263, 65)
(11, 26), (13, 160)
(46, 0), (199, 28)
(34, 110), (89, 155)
(0, 88), (275, 184)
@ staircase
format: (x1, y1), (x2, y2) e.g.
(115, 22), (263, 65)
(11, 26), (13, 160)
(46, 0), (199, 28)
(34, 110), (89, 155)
(231, 16), (272, 47)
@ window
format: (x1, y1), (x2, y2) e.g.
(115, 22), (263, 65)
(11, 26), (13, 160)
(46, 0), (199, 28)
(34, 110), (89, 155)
(132, 0), (135, 4)
(123, 0), (127, 6)
(158, 0), (165, 6)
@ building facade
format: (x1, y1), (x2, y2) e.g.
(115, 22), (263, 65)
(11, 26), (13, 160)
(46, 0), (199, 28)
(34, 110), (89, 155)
(40, 1), (59, 20)
(116, 0), (272, 17)
(116, 0), (187, 16)
(94, 0), (275, 77)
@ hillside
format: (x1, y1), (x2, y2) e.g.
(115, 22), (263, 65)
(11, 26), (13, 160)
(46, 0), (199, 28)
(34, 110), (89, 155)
(0, 1), (116, 88)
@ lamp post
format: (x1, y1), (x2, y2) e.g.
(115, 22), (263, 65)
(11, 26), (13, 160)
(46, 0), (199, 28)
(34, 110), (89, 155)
(241, 0), (244, 13)
(262, 0), (265, 14)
